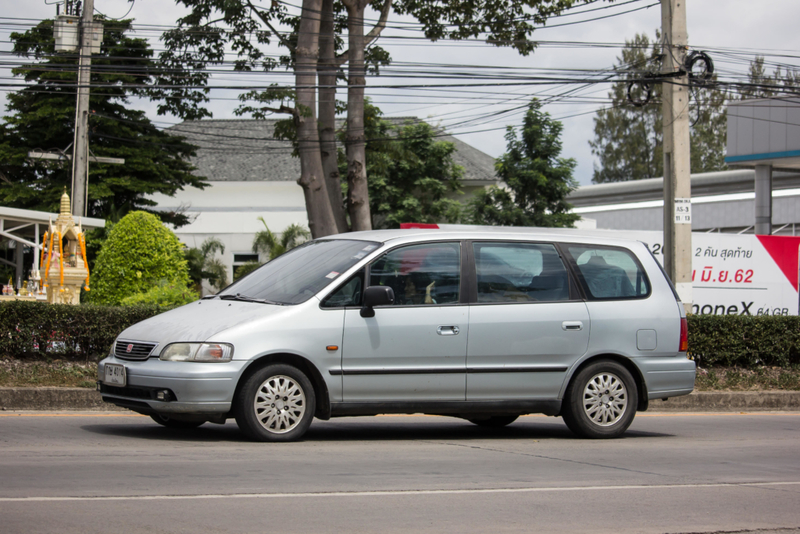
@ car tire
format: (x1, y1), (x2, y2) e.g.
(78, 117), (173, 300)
(235, 364), (315, 442)
(150, 414), (205, 429)
(561, 360), (638, 439)
(467, 415), (519, 428)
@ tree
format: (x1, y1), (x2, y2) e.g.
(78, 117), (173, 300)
(468, 99), (579, 228)
(589, 33), (663, 183)
(0, 19), (206, 226)
(234, 219), (310, 280)
(159, 0), (583, 236)
(89, 211), (191, 305)
(185, 237), (228, 293)
(589, 32), (729, 183)
(347, 102), (463, 228)
(740, 56), (800, 99)
(159, 0), (393, 237)
(252, 218), (310, 261)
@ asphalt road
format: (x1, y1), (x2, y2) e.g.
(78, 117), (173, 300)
(0, 411), (799, 534)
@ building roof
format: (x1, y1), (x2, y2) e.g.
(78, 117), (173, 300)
(567, 169), (800, 207)
(167, 118), (498, 185)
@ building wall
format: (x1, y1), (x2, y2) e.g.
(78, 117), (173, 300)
(575, 193), (800, 235)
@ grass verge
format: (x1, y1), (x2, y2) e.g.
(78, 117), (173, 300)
(695, 365), (800, 391)
(0, 358), (97, 388)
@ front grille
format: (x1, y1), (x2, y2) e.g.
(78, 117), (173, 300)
(114, 340), (157, 361)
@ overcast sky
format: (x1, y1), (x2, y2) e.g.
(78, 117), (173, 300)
(3, 0), (800, 185)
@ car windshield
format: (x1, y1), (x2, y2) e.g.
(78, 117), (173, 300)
(218, 239), (381, 305)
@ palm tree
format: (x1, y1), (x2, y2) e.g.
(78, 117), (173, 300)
(252, 218), (310, 261)
(234, 220), (311, 281)
(185, 237), (228, 293)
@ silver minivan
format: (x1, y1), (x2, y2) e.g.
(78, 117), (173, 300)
(98, 227), (695, 440)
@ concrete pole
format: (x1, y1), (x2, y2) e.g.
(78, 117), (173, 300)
(71, 0), (95, 218)
(661, 0), (693, 312)
(754, 164), (773, 235)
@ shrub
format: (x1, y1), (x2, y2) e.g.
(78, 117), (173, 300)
(121, 281), (198, 308)
(88, 211), (190, 305)
(688, 315), (800, 368)
(0, 300), (162, 361)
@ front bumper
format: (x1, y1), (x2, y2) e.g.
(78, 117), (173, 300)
(98, 354), (249, 416)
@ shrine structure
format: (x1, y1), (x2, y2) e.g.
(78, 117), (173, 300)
(39, 190), (91, 305)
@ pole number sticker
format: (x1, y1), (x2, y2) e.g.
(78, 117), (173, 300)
(674, 198), (691, 224)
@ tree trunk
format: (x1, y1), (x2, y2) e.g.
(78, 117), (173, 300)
(296, 0), (337, 238)
(318, 0), (348, 233)
(343, 0), (372, 231)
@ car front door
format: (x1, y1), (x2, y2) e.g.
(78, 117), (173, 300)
(466, 241), (590, 400)
(340, 242), (468, 402)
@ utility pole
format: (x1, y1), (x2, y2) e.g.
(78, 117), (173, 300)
(661, 0), (692, 312)
(71, 0), (95, 218)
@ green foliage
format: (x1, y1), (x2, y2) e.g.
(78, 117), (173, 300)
(395, 0), (578, 56)
(0, 300), (163, 361)
(688, 315), (800, 368)
(233, 261), (262, 281)
(88, 211), (190, 305)
(0, 18), (206, 226)
(468, 98), (579, 228)
(185, 237), (228, 293)
(232, 220), (309, 280)
(343, 102), (464, 229)
(252, 219), (310, 261)
(157, 0), (388, 121)
(120, 280), (198, 308)
(741, 56), (800, 99)
(589, 32), (728, 183)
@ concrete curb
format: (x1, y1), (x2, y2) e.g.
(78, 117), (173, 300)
(1, 388), (799, 412)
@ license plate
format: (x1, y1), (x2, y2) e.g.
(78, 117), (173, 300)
(104, 364), (126, 387)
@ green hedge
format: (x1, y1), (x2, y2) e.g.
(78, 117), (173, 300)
(688, 315), (800, 368)
(2, 301), (799, 367)
(0, 301), (163, 361)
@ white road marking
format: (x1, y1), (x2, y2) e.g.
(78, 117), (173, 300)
(2, 481), (799, 503)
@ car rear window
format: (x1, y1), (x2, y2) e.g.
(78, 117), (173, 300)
(565, 245), (650, 300)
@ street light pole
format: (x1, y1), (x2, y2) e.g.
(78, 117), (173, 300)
(71, 0), (95, 218)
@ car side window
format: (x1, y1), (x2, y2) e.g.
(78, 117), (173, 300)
(566, 245), (650, 299)
(369, 243), (461, 306)
(321, 269), (364, 308)
(473, 242), (570, 303)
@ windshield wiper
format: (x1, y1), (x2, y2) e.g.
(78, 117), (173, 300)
(219, 293), (282, 305)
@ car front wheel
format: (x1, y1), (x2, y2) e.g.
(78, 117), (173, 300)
(561, 360), (638, 439)
(235, 364), (315, 442)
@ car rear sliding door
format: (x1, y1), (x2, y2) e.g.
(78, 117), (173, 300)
(466, 241), (590, 401)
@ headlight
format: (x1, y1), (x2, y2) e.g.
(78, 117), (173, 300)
(159, 343), (233, 362)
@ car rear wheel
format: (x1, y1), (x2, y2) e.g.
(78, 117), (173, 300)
(561, 360), (638, 439)
(235, 364), (315, 442)
(150, 414), (205, 429)
(467, 415), (519, 428)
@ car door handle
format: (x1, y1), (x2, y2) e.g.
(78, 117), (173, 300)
(562, 321), (583, 331)
(437, 325), (460, 336)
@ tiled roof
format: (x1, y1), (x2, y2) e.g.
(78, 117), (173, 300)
(167, 118), (497, 184)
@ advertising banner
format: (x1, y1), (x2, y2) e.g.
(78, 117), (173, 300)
(617, 232), (800, 316)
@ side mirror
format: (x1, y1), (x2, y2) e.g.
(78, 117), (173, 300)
(360, 286), (395, 318)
